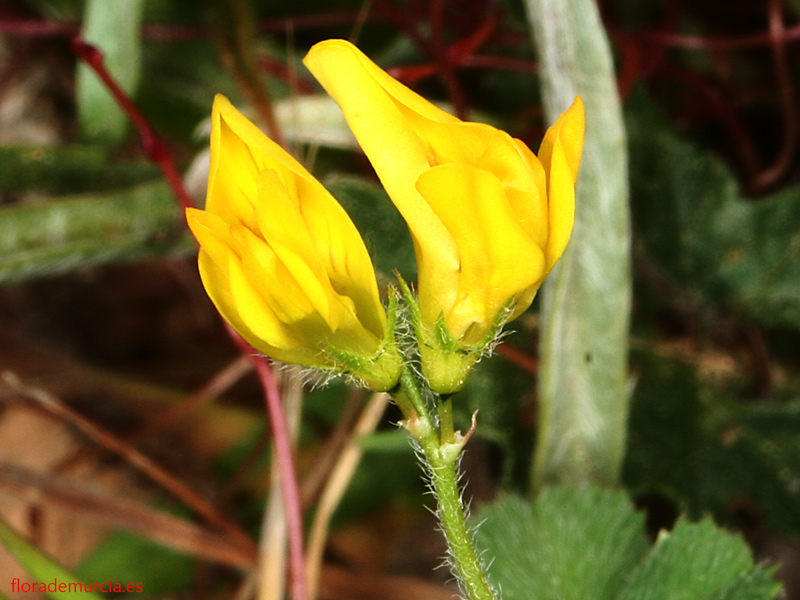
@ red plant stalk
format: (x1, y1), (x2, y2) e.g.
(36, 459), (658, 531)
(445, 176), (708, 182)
(227, 326), (307, 600)
(70, 38), (193, 212)
(71, 37), (308, 600)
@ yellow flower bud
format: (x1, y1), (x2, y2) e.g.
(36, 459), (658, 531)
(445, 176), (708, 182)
(304, 40), (585, 393)
(187, 95), (402, 391)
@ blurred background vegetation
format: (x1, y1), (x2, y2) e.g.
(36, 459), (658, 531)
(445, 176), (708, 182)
(0, 0), (799, 598)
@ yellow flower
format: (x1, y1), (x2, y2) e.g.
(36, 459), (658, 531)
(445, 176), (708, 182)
(304, 39), (585, 393)
(186, 95), (402, 391)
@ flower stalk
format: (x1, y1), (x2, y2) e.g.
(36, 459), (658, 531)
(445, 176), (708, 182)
(393, 366), (497, 600)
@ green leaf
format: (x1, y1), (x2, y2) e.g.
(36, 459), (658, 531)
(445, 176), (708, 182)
(0, 181), (193, 284)
(0, 515), (105, 599)
(324, 175), (416, 282)
(617, 519), (767, 600)
(628, 91), (800, 329)
(477, 488), (648, 600)
(0, 146), (159, 194)
(706, 569), (783, 600)
(477, 487), (781, 600)
(76, 0), (145, 145)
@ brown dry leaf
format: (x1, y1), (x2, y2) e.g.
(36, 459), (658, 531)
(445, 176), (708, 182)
(0, 460), (255, 568)
(0, 405), (147, 600)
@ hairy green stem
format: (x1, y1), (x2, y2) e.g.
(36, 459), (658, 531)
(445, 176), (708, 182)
(438, 396), (455, 445)
(395, 367), (496, 600)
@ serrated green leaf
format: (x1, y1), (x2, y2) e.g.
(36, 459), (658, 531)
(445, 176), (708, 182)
(477, 487), (780, 600)
(0, 181), (192, 284)
(76, 0), (145, 145)
(0, 146), (159, 194)
(618, 519), (766, 600)
(0, 515), (105, 599)
(324, 175), (416, 282)
(628, 91), (800, 329)
(706, 568), (783, 600)
(477, 488), (648, 600)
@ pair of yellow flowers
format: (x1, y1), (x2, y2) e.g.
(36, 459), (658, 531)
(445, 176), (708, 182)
(186, 39), (584, 394)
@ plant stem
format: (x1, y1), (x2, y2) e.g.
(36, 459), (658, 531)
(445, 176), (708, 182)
(395, 367), (496, 600)
(438, 396), (455, 445)
(249, 357), (307, 600)
(426, 450), (495, 600)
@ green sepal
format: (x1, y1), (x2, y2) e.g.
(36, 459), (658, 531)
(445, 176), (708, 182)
(419, 315), (482, 394)
(395, 272), (422, 335)
(397, 271), (512, 394)
(325, 293), (404, 392)
(421, 300), (512, 395)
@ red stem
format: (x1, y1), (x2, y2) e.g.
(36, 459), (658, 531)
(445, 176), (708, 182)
(70, 38), (194, 212)
(231, 333), (308, 600)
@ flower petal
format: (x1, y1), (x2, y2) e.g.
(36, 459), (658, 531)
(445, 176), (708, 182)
(544, 139), (577, 271)
(187, 208), (312, 360)
(303, 39), (460, 303)
(416, 164), (545, 342)
(537, 97), (584, 271)
(254, 167), (386, 341)
(207, 94), (332, 227)
(476, 132), (549, 248)
(537, 96), (585, 184)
